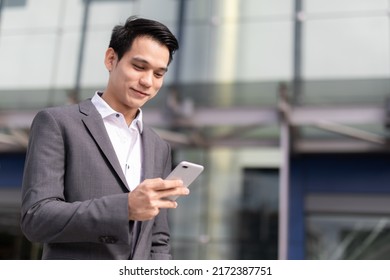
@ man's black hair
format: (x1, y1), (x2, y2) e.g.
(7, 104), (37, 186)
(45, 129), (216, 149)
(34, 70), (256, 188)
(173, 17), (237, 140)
(109, 16), (179, 65)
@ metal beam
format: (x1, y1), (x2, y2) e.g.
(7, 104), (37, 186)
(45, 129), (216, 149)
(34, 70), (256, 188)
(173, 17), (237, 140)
(0, 110), (37, 129)
(278, 84), (291, 260)
(294, 139), (390, 153)
(0, 106), (384, 130)
(143, 107), (280, 127)
(0, 105), (387, 153)
(292, 0), (303, 105)
(0, 105), (383, 131)
(314, 121), (386, 145)
(290, 106), (384, 125)
(174, 0), (187, 83)
(74, 0), (91, 102)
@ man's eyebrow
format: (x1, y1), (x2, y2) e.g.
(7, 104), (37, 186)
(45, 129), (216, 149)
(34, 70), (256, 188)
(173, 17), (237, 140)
(132, 57), (168, 72)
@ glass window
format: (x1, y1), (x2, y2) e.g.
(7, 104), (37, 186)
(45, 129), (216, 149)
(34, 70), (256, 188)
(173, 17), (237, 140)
(305, 0), (388, 13)
(170, 148), (280, 259)
(303, 17), (389, 78)
(306, 215), (390, 259)
(180, 0), (293, 83)
(238, 168), (279, 259)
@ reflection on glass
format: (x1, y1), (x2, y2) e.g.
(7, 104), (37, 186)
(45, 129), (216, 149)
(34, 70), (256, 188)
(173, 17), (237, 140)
(237, 168), (279, 260)
(306, 215), (390, 259)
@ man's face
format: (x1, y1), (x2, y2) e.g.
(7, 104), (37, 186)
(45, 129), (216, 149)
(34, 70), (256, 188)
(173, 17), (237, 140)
(104, 36), (170, 114)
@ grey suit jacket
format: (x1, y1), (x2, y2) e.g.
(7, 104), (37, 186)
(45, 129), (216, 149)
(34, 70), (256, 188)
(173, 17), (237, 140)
(20, 99), (173, 260)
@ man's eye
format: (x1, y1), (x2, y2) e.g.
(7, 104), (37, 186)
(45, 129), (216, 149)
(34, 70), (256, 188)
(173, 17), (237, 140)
(155, 73), (164, 78)
(133, 64), (144, 70)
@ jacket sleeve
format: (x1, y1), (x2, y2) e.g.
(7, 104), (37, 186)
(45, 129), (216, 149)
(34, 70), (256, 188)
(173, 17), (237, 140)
(20, 109), (132, 245)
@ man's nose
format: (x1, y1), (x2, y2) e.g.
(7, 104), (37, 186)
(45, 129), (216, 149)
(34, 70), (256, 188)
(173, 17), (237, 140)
(139, 71), (153, 87)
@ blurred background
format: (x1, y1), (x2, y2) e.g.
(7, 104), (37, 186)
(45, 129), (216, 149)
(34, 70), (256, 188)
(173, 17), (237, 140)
(1, 0), (390, 260)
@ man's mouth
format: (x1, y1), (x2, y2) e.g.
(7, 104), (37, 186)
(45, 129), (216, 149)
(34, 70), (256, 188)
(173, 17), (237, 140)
(131, 88), (150, 97)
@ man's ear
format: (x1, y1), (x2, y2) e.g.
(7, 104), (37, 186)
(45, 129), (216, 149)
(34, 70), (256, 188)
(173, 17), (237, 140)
(104, 48), (117, 72)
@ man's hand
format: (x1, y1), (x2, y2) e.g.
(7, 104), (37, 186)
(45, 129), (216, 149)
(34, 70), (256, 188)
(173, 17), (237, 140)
(128, 178), (189, 221)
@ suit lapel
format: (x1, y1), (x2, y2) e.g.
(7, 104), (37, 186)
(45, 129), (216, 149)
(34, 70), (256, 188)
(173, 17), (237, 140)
(78, 100), (130, 191)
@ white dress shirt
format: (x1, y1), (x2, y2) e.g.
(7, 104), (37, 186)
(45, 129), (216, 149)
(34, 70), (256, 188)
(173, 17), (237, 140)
(91, 91), (143, 191)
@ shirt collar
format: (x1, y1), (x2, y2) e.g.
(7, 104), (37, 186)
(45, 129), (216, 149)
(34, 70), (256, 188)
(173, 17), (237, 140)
(91, 91), (143, 133)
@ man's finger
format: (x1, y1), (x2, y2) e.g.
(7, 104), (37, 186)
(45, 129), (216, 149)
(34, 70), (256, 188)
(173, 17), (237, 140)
(157, 186), (190, 200)
(156, 199), (178, 209)
(146, 178), (184, 191)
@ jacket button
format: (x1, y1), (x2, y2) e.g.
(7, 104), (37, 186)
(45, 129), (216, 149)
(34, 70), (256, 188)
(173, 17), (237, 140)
(99, 236), (118, 244)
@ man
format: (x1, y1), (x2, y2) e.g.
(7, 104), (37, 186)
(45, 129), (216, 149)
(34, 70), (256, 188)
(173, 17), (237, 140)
(20, 16), (189, 260)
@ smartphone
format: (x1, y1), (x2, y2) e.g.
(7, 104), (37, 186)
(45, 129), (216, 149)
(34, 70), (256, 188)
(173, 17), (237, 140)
(164, 161), (204, 201)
